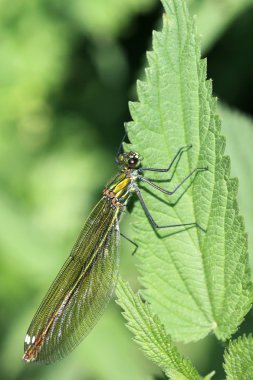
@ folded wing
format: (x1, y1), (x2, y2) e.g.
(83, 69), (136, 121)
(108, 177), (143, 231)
(23, 199), (120, 364)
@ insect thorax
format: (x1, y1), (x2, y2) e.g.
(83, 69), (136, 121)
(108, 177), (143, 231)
(103, 171), (137, 208)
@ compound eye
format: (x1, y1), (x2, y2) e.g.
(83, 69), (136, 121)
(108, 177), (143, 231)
(128, 157), (138, 166)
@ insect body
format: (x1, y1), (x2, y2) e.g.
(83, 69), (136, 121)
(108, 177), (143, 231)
(23, 147), (206, 364)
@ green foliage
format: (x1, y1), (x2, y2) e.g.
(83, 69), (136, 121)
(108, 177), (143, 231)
(189, 0), (253, 51)
(59, 0), (156, 37)
(116, 278), (201, 380)
(126, 0), (253, 343)
(0, 0), (69, 124)
(223, 334), (253, 380)
(1, 0), (253, 378)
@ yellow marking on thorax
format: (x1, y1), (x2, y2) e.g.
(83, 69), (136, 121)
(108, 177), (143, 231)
(114, 178), (130, 196)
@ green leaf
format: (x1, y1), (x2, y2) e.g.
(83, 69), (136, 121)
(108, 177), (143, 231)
(223, 334), (253, 379)
(218, 104), (253, 272)
(116, 277), (201, 380)
(189, 0), (253, 52)
(125, 0), (253, 342)
(202, 372), (215, 380)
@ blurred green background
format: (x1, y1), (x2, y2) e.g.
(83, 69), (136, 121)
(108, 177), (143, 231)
(1, 0), (253, 379)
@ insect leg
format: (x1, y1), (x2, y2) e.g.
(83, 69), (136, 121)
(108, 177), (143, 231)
(133, 183), (206, 232)
(138, 144), (192, 173)
(138, 166), (208, 196)
(115, 131), (127, 161)
(120, 232), (138, 255)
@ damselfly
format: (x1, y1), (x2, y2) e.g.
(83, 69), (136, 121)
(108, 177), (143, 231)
(23, 145), (206, 364)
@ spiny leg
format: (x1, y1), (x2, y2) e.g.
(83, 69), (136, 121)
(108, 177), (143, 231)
(115, 132), (127, 161)
(133, 183), (206, 233)
(138, 144), (192, 173)
(138, 167), (208, 196)
(120, 232), (138, 255)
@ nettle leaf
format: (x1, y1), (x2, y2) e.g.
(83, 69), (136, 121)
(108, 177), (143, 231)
(116, 278), (201, 380)
(224, 334), (253, 379)
(219, 104), (253, 269)
(125, 0), (253, 342)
